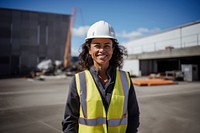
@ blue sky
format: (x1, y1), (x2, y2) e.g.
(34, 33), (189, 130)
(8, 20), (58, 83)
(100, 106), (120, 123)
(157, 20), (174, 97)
(1, 0), (200, 56)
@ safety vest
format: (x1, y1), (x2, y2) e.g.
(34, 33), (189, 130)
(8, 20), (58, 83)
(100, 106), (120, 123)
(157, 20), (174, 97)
(75, 69), (130, 133)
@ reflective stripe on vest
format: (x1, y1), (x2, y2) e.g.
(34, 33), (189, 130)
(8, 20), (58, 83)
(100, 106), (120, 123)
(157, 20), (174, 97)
(75, 69), (130, 133)
(79, 117), (106, 126)
(119, 70), (129, 118)
(77, 71), (87, 118)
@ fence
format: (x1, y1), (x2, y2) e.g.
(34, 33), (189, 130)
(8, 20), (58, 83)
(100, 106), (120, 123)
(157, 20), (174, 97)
(128, 33), (200, 54)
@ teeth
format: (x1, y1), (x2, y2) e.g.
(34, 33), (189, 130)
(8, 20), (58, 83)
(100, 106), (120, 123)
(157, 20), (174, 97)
(98, 55), (106, 58)
(99, 55), (106, 57)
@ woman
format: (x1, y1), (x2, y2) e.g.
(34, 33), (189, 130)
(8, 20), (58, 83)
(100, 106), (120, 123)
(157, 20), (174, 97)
(62, 20), (140, 133)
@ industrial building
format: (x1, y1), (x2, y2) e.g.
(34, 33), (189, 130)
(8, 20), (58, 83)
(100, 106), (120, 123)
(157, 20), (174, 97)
(0, 8), (70, 77)
(123, 21), (200, 81)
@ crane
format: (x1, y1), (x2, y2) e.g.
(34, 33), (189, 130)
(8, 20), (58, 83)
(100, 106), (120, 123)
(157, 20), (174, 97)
(64, 7), (76, 68)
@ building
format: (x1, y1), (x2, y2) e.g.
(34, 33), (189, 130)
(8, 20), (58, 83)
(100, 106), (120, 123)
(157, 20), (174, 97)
(123, 21), (200, 80)
(0, 8), (70, 77)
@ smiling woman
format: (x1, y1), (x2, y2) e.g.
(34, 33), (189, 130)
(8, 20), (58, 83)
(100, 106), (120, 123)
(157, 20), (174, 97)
(62, 20), (140, 133)
(89, 38), (114, 68)
(79, 21), (127, 70)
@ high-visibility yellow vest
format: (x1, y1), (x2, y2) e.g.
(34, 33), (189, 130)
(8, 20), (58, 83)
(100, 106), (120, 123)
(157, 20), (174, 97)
(75, 69), (130, 133)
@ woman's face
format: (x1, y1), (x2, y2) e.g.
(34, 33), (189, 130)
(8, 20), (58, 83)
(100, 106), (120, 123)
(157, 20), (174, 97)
(89, 38), (114, 67)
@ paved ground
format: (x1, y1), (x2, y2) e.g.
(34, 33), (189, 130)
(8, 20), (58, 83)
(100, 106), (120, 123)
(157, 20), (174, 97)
(0, 76), (200, 133)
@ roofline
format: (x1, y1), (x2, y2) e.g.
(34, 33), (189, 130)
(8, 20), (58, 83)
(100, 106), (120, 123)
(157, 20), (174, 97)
(0, 7), (71, 16)
(161, 20), (200, 32)
(133, 20), (200, 40)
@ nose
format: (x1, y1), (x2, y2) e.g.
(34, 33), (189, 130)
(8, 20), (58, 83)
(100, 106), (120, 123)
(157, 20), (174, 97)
(99, 46), (105, 52)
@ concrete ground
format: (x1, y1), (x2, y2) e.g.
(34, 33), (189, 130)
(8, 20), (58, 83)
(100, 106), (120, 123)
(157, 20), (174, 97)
(0, 76), (200, 133)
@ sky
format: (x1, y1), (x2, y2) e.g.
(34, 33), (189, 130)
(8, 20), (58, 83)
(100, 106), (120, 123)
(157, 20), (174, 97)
(0, 0), (200, 56)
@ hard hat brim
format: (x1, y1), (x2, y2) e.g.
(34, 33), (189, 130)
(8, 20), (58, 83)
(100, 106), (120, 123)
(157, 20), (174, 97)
(85, 35), (115, 40)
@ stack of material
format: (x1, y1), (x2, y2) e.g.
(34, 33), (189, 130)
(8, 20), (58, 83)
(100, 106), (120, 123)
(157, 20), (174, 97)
(133, 79), (177, 86)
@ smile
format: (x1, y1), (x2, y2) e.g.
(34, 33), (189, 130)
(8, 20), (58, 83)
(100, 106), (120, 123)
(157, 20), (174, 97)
(97, 54), (107, 59)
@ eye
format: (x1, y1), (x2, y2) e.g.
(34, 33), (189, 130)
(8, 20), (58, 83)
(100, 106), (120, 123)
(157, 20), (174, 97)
(105, 45), (110, 48)
(93, 44), (101, 49)
(104, 44), (112, 49)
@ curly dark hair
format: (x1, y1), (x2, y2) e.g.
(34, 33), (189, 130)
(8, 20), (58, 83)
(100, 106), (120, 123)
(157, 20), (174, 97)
(78, 39), (127, 70)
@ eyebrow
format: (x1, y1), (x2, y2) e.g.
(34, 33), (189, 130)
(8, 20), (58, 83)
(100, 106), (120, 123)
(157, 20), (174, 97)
(104, 42), (112, 45)
(92, 42), (112, 45)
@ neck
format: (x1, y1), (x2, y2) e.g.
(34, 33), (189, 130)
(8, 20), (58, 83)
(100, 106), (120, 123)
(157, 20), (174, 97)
(94, 64), (109, 85)
(94, 63), (109, 75)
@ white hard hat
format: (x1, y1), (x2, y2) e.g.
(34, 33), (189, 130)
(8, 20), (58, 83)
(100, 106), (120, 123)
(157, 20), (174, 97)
(85, 20), (116, 40)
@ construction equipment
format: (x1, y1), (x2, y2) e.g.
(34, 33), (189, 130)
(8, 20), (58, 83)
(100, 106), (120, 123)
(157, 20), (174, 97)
(64, 7), (76, 68)
(165, 70), (184, 81)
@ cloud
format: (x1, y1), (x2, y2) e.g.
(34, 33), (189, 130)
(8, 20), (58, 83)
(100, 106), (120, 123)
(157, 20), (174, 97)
(117, 27), (160, 40)
(72, 26), (90, 37)
(72, 25), (160, 41)
(71, 25), (161, 54)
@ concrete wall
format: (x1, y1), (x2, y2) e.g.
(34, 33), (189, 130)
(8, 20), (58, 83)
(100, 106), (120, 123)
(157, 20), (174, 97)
(123, 59), (140, 76)
(128, 46), (200, 60)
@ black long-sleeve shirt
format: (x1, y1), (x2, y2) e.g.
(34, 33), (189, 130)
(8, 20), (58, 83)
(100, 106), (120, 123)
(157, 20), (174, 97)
(62, 66), (140, 133)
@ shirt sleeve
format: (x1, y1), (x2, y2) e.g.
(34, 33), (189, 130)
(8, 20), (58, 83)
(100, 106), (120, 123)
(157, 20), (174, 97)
(126, 73), (140, 133)
(62, 76), (80, 133)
